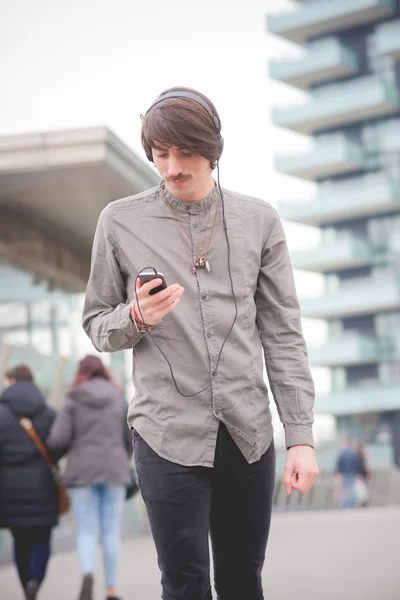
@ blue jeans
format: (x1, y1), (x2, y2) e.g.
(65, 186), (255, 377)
(340, 475), (357, 509)
(69, 484), (125, 588)
(134, 423), (275, 600)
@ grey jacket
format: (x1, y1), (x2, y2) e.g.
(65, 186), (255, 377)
(82, 182), (315, 467)
(47, 378), (132, 486)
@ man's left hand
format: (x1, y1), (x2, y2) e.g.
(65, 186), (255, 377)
(284, 445), (319, 495)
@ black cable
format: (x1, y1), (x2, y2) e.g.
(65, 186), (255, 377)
(134, 164), (238, 397)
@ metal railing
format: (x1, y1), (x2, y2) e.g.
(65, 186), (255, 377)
(273, 467), (400, 511)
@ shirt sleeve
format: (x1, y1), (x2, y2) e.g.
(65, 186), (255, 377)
(82, 206), (144, 352)
(254, 206), (315, 449)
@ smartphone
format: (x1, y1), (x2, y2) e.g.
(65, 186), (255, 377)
(138, 269), (168, 295)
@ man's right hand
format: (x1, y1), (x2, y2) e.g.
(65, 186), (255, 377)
(133, 278), (185, 326)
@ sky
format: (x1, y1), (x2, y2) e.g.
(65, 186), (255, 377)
(0, 0), (334, 439)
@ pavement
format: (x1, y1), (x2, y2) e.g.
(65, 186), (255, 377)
(1, 506), (399, 600)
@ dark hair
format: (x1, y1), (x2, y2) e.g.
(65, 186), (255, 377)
(141, 86), (222, 170)
(5, 364), (34, 382)
(71, 355), (113, 388)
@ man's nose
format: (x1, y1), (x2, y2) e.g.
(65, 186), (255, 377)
(167, 157), (183, 177)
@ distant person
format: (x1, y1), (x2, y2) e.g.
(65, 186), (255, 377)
(0, 364), (58, 600)
(354, 442), (370, 507)
(355, 442), (369, 480)
(335, 438), (364, 508)
(47, 355), (132, 600)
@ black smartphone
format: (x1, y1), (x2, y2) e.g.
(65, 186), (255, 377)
(138, 269), (168, 295)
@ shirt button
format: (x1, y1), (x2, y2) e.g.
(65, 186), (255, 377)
(201, 294), (208, 301)
(206, 332), (212, 338)
(192, 223), (198, 228)
(185, 205), (191, 212)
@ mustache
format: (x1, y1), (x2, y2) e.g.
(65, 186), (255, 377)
(167, 175), (191, 182)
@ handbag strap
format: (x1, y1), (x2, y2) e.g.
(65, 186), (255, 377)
(19, 417), (55, 472)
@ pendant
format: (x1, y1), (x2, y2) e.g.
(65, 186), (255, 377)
(194, 256), (211, 272)
(191, 264), (197, 274)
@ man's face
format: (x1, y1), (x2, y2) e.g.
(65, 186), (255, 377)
(152, 144), (214, 203)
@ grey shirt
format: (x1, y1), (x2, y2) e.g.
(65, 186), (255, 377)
(82, 182), (315, 467)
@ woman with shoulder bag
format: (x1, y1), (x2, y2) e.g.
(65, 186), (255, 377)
(0, 364), (59, 600)
(47, 355), (133, 600)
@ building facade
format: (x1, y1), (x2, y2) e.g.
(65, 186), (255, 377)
(0, 126), (159, 398)
(268, 0), (400, 465)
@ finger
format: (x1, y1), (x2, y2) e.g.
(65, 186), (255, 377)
(152, 296), (183, 321)
(136, 277), (143, 290)
(283, 465), (293, 495)
(138, 278), (163, 295)
(292, 470), (315, 494)
(151, 283), (183, 302)
(152, 287), (185, 310)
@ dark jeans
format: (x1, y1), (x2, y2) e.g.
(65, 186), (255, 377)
(133, 423), (275, 600)
(10, 526), (52, 592)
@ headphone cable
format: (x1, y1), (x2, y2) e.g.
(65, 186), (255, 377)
(134, 164), (238, 398)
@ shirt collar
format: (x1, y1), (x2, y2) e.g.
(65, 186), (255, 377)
(159, 180), (220, 213)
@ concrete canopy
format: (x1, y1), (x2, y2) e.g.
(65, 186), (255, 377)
(0, 127), (160, 293)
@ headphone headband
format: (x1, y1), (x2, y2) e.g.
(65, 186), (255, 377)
(143, 90), (224, 162)
(146, 91), (222, 134)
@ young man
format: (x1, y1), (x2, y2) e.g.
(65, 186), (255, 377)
(83, 87), (319, 600)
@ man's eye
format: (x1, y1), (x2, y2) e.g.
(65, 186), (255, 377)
(157, 153), (168, 158)
(181, 152), (192, 157)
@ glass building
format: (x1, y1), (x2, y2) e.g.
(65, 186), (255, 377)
(268, 0), (400, 465)
(0, 126), (159, 398)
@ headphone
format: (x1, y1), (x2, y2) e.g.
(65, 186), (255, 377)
(143, 90), (224, 161)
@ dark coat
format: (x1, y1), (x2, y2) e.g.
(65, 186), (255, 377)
(47, 377), (132, 486)
(0, 381), (58, 529)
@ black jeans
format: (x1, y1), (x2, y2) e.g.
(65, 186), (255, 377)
(133, 423), (275, 600)
(10, 526), (52, 592)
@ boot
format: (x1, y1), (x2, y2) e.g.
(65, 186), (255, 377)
(26, 580), (39, 600)
(79, 574), (94, 600)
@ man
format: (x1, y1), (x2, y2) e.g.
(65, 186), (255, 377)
(83, 87), (319, 600)
(335, 438), (364, 508)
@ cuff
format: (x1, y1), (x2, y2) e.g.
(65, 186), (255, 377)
(120, 304), (145, 340)
(285, 425), (314, 449)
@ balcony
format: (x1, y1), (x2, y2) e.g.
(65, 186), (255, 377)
(315, 383), (400, 415)
(308, 334), (381, 367)
(375, 18), (400, 60)
(301, 277), (400, 319)
(278, 175), (400, 226)
(269, 38), (359, 90)
(272, 76), (400, 135)
(290, 238), (372, 272)
(267, 0), (396, 45)
(274, 135), (364, 181)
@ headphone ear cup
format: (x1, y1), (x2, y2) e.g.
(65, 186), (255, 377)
(218, 136), (224, 157)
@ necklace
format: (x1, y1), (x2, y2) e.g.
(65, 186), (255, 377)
(160, 185), (220, 273)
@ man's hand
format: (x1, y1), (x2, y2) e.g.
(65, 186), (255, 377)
(284, 445), (319, 495)
(133, 278), (185, 326)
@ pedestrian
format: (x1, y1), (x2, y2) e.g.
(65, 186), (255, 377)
(354, 442), (370, 507)
(0, 364), (58, 600)
(335, 438), (364, 508)
(47, 355), (132, 600)
(82, 87), (319, 600)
